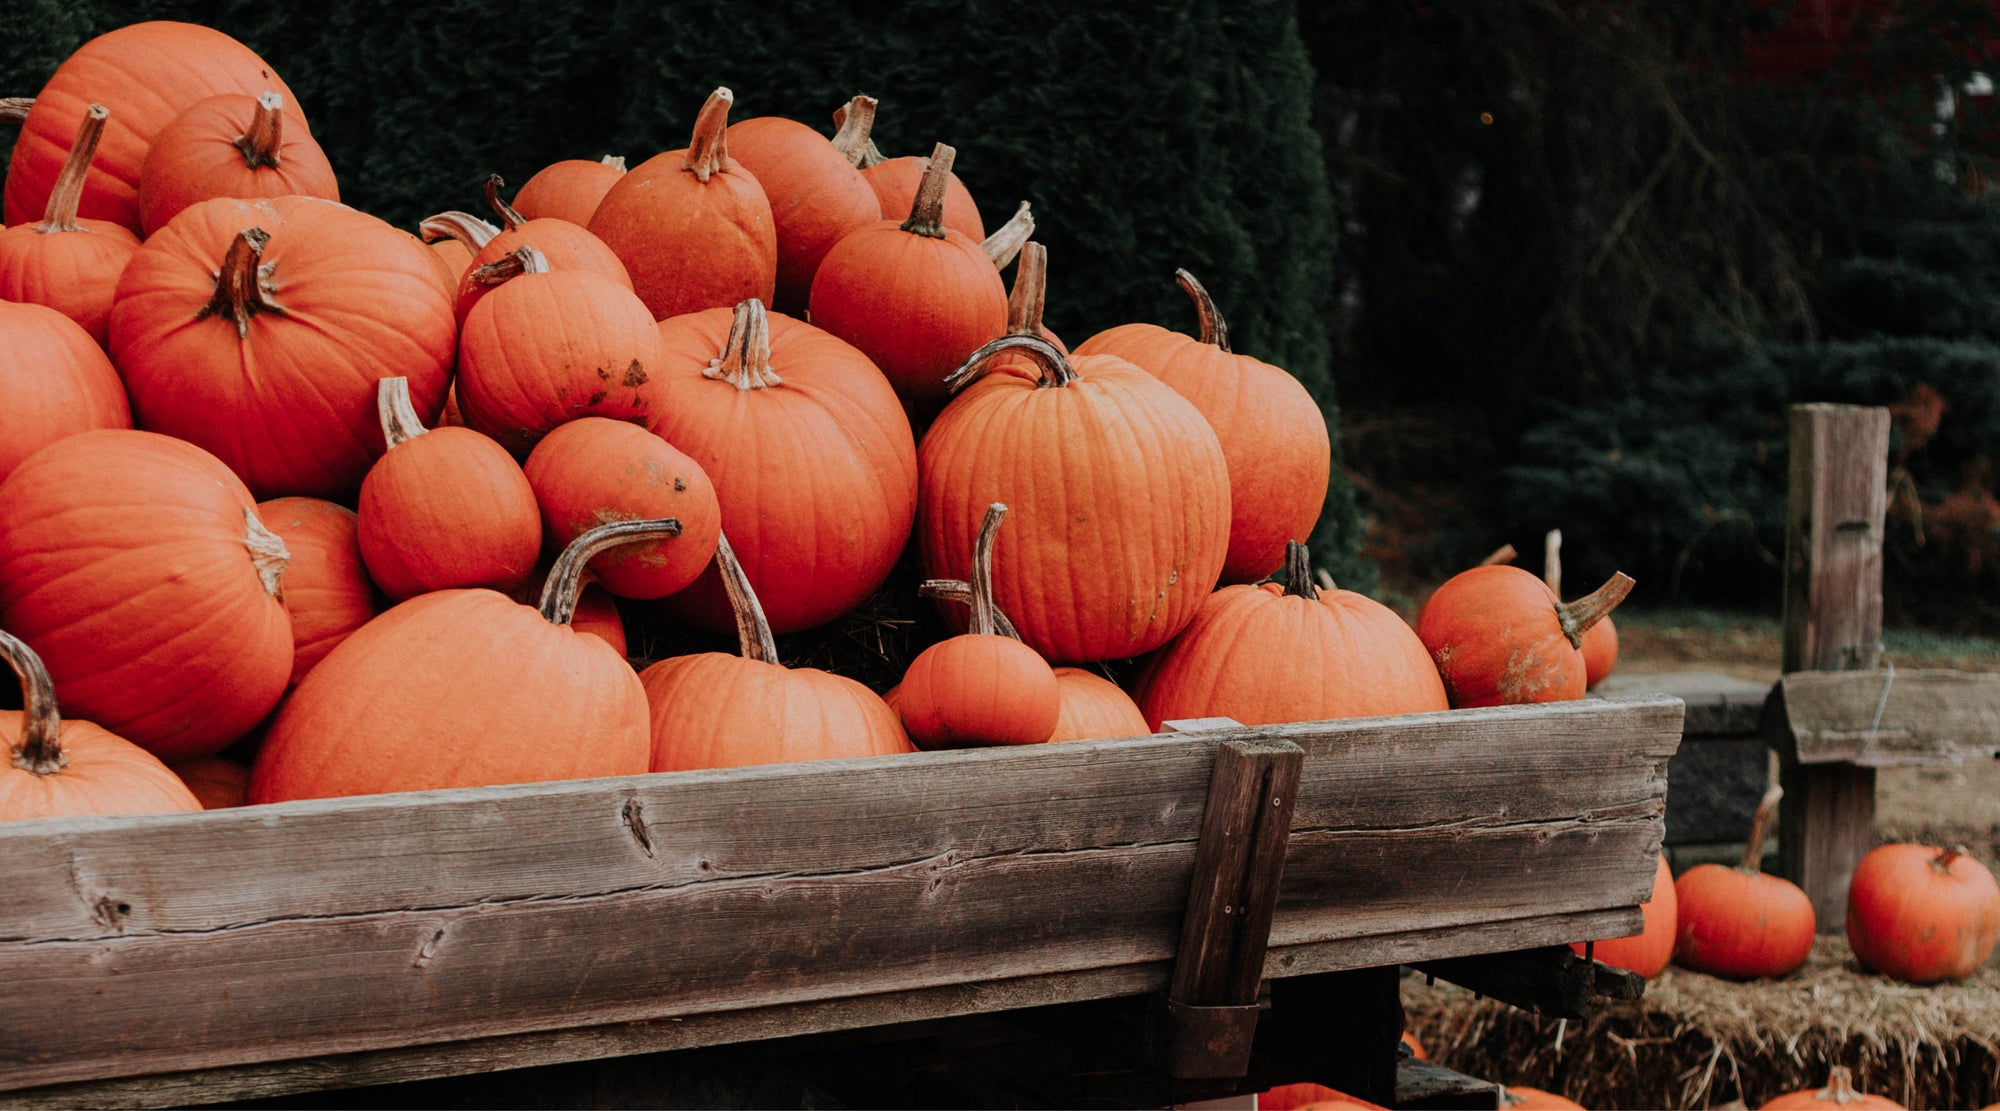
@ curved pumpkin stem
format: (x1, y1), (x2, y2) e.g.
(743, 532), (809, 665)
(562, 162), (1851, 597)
(600, 154), (627, 172)
(198, 228), (285, 339)
(899, 142), (955, 239)
(540, 518), (683, 628)
(831, 95), (885, 168)
(1479, 544), (1518, 567)
(1544, 529), (1563, 596)
(1005, 242), (1048, 339)
(1282, 540), (1316, 599)
(1175, 269), (1231, 353)
(2, 629), (67, 777)
(705, 299), (784, 391)
(243, 506), (290, 602)
(714, 531), (781, 665)
(233, 91), (285, 170)
(683, 87), (734, 184)
(1814, 1067), (1866, 1104)
(1556, 572), (1634, 648)
(917, 579), (1022, 641)
(482, 173), (528, 231)
(946, 333), (1079, 394)
(468, 244), (551, 288)
(36, 102), (107, 234)
(983, 201), (1035, 269)
(966, 503), (1010, 637)
(1740, 784), (1783, 873)
(377, 377), (429, 449)
(419, 210), (500, 251)
(0, 97), (31, 125)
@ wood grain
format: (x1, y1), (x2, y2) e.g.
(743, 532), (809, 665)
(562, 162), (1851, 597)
(1769, 669), (2000, 766)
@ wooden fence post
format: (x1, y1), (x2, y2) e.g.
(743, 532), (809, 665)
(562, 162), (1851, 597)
(1776, 403), (1889, 931)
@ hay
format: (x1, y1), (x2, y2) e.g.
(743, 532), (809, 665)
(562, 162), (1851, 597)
(1406, 937), (2000, 1110)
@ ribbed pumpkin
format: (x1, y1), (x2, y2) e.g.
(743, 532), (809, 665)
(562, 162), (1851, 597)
(249, 519), (666, 802)
(1846, 843), (2000, 984)
(919, 333), (1230, 664)
(256, 496), (380, 689)
(589, 87), (776, 321)
(899, 504), (1060, 749)
(137, 91), (336, 237)
(1674, 785), (1816, 979)
(0, 104), (142, 346)
(454, 245), (664, 456)
(1757, 1068), (1904, 1110)
(357, 377), (542, 600)
(523, 417), (721, 600)
(110, 195), (457, 500)
(0, 299), (130, 483)
(640, 533), (914, 771)
(0, 429), (293, 761)
(451, 174), (632, 321)
(1076, 270), (1331, 585)
(4, 22), (305, 234)
(512, 155), (626, 226)
(1545, 530), (1619, 689)
(831, 103), (986, 244)
(1052, 668), (1149, 741)
(1415, 564), (1633, 708)
(726, 95), (883, 315)
(809, 143), (1008, 405)
(1137, 542), (1449, 730)
(169, 756), (252, 810)
(648, 298), (917, 636)
(1, 628), (203, 822)
(1572, 852), (1678, 978)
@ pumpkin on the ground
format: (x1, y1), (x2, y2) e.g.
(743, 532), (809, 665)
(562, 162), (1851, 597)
(1415, 563), (1632, 707)
(255, 496), (380, 688)
(1845, 842), (1999, 984)
(1757, 1067), (1904, 1109)
(726, 95), (882, 314)
(0, 103), (141, 346)
(0, 299), (130, 483)
(1674, 785), (1816, 979)
(523, 417), (720, 600)
(137, 91), (337, 236)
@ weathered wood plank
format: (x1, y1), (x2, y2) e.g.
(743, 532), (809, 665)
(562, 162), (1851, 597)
(1768, 669), (2000, 766)
(1593, 670), (1773, 737)
(1397, 1057), (1501, 1110)
(1411, 947), (1645, 1020)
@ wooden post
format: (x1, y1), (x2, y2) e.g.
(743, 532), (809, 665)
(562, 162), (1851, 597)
(1776, 403), (1888, 931)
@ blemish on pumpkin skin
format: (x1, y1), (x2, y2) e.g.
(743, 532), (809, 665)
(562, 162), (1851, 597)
(623, 361), (648, 387)
(674, 477), (686, 491)
(588, 390), (608, 406)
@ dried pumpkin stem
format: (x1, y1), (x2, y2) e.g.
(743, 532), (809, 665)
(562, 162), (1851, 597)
(1816, 1068), (1861, 1103)
(482, 173), (527, 231)
(540, 518), (683, 628)
(0, 97), (31, 125)
(683, 87), (734, 184)
(1005, 242), (1048, 337)
(831, 96), (885, 167)
(945, 333), (1079, 394)
(714, 531), (780, 664)
(233, 91), (285, 170)
(967, 503), (1009, 637)
(917, 579), (1021, 641)
(1175, 269), (1231, 352)
(468, 244), (550, 287)
(1544, 529), (1563, 595)
(243, 506), (290, 602)
(704, 298), (783, 390)
(1282, 540), (1316, 599)
(1479, 544), (1518, 567)
(197, 227), (284, 339)
(899, 142), (955, 239)
(600, 154), (627, 171)
(419, 210), (500, 251)
(1740, 784), (1783, 873)
(983, 201), (1035, 269)
(2, 629), (67, 777)
(1556, 571), (1633, 648)
(376, 377), (428, 449)
(1934, 846), (1965, 873)
(37, 102), (107, 233)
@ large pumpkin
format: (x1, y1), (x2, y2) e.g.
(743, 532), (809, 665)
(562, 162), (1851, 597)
(0, 104), (142, 346)
(1674, 785), (1816, 979)
(726, 96), (882, 315)
(256, 496), (381, 689)
(1415, 563), (1632, 708)
(0, 299), (130, 484)
(522, 417), (721, 600)
(109, 195), (457, 500)
(138, 91), (338, 236)
(1845, 843), (2000, 984)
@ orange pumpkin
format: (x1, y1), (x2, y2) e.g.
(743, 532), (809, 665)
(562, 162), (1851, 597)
(0, 104), (142, 346)
(1757, 1068), (1904, 1110)
(1572, 852), (1678, 978)
(727, 96), (882, 315)
(451, 173), (632, 321)
(512, 154), (626, 226)
(856, 157), (985, 244)
(1260, 1084), (1385, 1110)
(137, 91), (337, 236)
(249, 520), (665, 802)
(1545, 530), (1619, 689)
(0, 299), (130, 483)
(1050, 667), (1150, 742)
(1, 628), (203, 822)
(255, 496), (381, 689)
(168, 756), (252, 810)
(1846, 843), (2000, 984)
(514, 563), (627, 658)
(1674, 785), (1816, 979)
(640, 533), (913, 771)
(1415, 564), (1632, 708)
(589, 87), (776, 321)
(523, 417), (721, 600)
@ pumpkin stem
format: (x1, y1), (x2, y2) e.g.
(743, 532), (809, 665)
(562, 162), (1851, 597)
(197, 227), (284, 339)
(1739, 784), (1783, 873)
(918, 579), (1022, 641)
(1316, 568), (1338, 592)
(945, 333), (1079, 394)
(1005, 242), (1048, 339)
(1479, 544), (1518, 567)
(482, 173), (528, 231)
(2, 629), (67, 777)
(377, 377), (429, 449)
(704, 299), (784, 391)
(1556, 571), (1634, 648)
(714, 531), (781, 665)
(967, 503), (1010, 637)
(418, 210), (500, 251)
(468, 245), (551, 288)
(36, 102), (107, 234)
(1544, 529), (1564, 595)
(232, 91), (285, 170)
(1281, 540), (1317, 599)
(1175, 269), (1231, 353)
(1815, 1067), (1864, 1104)
(1933, 845), (1966, 873)
(540, 518), (682, 628)
(899, 143), (956, 239)
(600, 154), (627, 172)
(983, 201), (1035, 269)
(243, 506), (290, 602)
(683, 87), (734, 184)
(831, 95), (885, 168)
(0, 97), (32, 125)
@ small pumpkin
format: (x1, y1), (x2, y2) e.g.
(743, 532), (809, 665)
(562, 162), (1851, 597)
(169, 756), (252, 810)
(726, 95), (883, 315)
(0, 103), (142, 346)
(1415, 564), (1633, 708)
(0, 299), (131, 483)
(1050, 667), (1150, 742)
(256, 496), (381, 689)
(1845, 842), (2000, 984)
(523, 417), (721, 600)
(1545, 529), (1618, 689)
(450, 173), (632, 321)
(1673, 785), (1816, 979)
(137, 91), (337, 236)
(1757, 1068), (1904, 1110)
(1571, 851), (1678, 978)
(512, 154), (627, 227)
(831, 100), (985, 243)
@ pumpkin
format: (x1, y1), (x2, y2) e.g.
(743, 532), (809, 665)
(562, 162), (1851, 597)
(1757, 1068), (1904, 1110)
(726, 95), (883, 315)
(1075, 270), (1331, 585)
(1137, 541), (1450, 730)
(0, 627), (203, 822)
(137, 91), (337, 237)
(1545, 529), (1618, 689)
(255, 496), (381, 689)
(110, 195), (458, 500)
(1052, 668), (1150, 741)
(0, 103), (142, 346)
(0, 299), (130, 483)
(1674, 785), (1816, 979)
(454, 245), (664, 456)
(830, 100), (986, 243)
(522, 417), (721, 600)
(899, 504), (1060, 749)
(1571, 851), (1678, 978)
(357, 377), (542, 600)
(4, 22), (305, 234)
(589, 87), (776, 321)
(1415, 564), (1633, 708)
(249, 519), (668, 802)
(1845, 843), (2000, 984)
(1402, 1031), (1427, 1060)
(809, 142), (1008, 405)
(512, 154), (626, 226)
(648, 298), (917, 636)
(0, 429), (293, 761)
(513, 563), (627, 657)
(169, 756), (251, 810)
(451, 173), (632, 321)
(640, 533), (914, 771)
(920, 332), (1230, 663)
(1259, 1085), (1384, 1111)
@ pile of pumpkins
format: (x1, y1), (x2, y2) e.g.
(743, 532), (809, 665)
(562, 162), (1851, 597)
(0, 19), (1642, 825)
